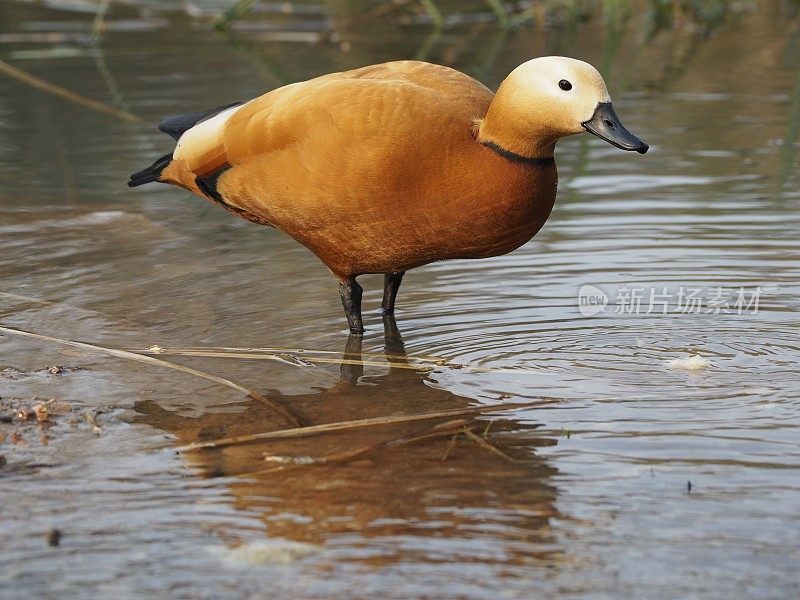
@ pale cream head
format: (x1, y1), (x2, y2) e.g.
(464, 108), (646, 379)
(504, 56), (611, 132)
(478, 56), (647, 159)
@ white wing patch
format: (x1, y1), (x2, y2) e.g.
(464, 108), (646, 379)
(173, 104), (242, 162)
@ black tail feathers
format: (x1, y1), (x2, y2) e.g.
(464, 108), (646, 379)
(158, 101), (243, 141)
(129, 101), (242, 188)
(128, 153), (173, 188)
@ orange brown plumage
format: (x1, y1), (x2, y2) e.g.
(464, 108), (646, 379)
(129, 57), (647, 333)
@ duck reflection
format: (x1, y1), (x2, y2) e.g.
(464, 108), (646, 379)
(134, 316), (562, 564)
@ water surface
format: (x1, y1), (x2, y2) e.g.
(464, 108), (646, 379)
(1, 1), (799, 598)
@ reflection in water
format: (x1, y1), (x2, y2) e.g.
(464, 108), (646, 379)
(134, 317), (561, 565)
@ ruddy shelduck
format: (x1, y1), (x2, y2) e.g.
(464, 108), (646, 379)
(129, 57), (648, 333)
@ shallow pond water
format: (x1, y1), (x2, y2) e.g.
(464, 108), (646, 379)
(1, 1), (799, 598)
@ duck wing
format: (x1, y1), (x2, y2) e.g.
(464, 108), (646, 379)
(166, 61), (490, 177)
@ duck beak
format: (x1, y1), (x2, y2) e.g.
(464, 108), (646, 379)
(581, 102), (649, 154)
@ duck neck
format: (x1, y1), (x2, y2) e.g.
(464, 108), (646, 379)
(476, 86), (558, 162)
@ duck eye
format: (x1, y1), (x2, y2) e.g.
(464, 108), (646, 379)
(558, 79), (572, 91)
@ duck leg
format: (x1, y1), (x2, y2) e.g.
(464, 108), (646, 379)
(339, 278), (364, 334)
(381, 271), (405, 315)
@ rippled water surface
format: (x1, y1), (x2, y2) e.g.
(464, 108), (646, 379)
(1, 1), (799, 598)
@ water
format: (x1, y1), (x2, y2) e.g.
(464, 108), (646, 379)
(1, 1), (799, 598)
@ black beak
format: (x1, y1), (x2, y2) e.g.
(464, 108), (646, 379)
(581, 102), (649, 154)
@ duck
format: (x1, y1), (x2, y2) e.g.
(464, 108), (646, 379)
(128, 57), (648, 334)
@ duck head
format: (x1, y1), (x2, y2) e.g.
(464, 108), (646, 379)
(477, 56), (649, 159)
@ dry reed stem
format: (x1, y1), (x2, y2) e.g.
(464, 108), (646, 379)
(124, 345), (447, 364)
(247, 421), (474, 476)
(0, 324), (301, 427)
(178, 398), (561, 452)
(463, 429), (518, 462)
(441, 432), (459, 460)
(128, 346), (547, 376)
(0, 59), (141, 123)
(136, 348), (422, 370)
(246, 417), (517, 476)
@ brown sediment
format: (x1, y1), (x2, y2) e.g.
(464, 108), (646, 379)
(0, 324), (301, 428)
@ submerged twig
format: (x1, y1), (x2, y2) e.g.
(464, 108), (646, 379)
(178, 398), (561, 452)
(251, 420), (474, 476)
(441, 432), (459, 460)
(0, 324), (301, 428)
(463, 429), (518, 462)
(0, 59), (141, 123)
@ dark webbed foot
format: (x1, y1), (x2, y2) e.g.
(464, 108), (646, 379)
(381, 271), (405, 315)
(339, 278), (364, 334)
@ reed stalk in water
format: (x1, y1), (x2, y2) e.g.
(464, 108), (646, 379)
(178, 398), (561, 452)
(0, 59), (140, 123)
